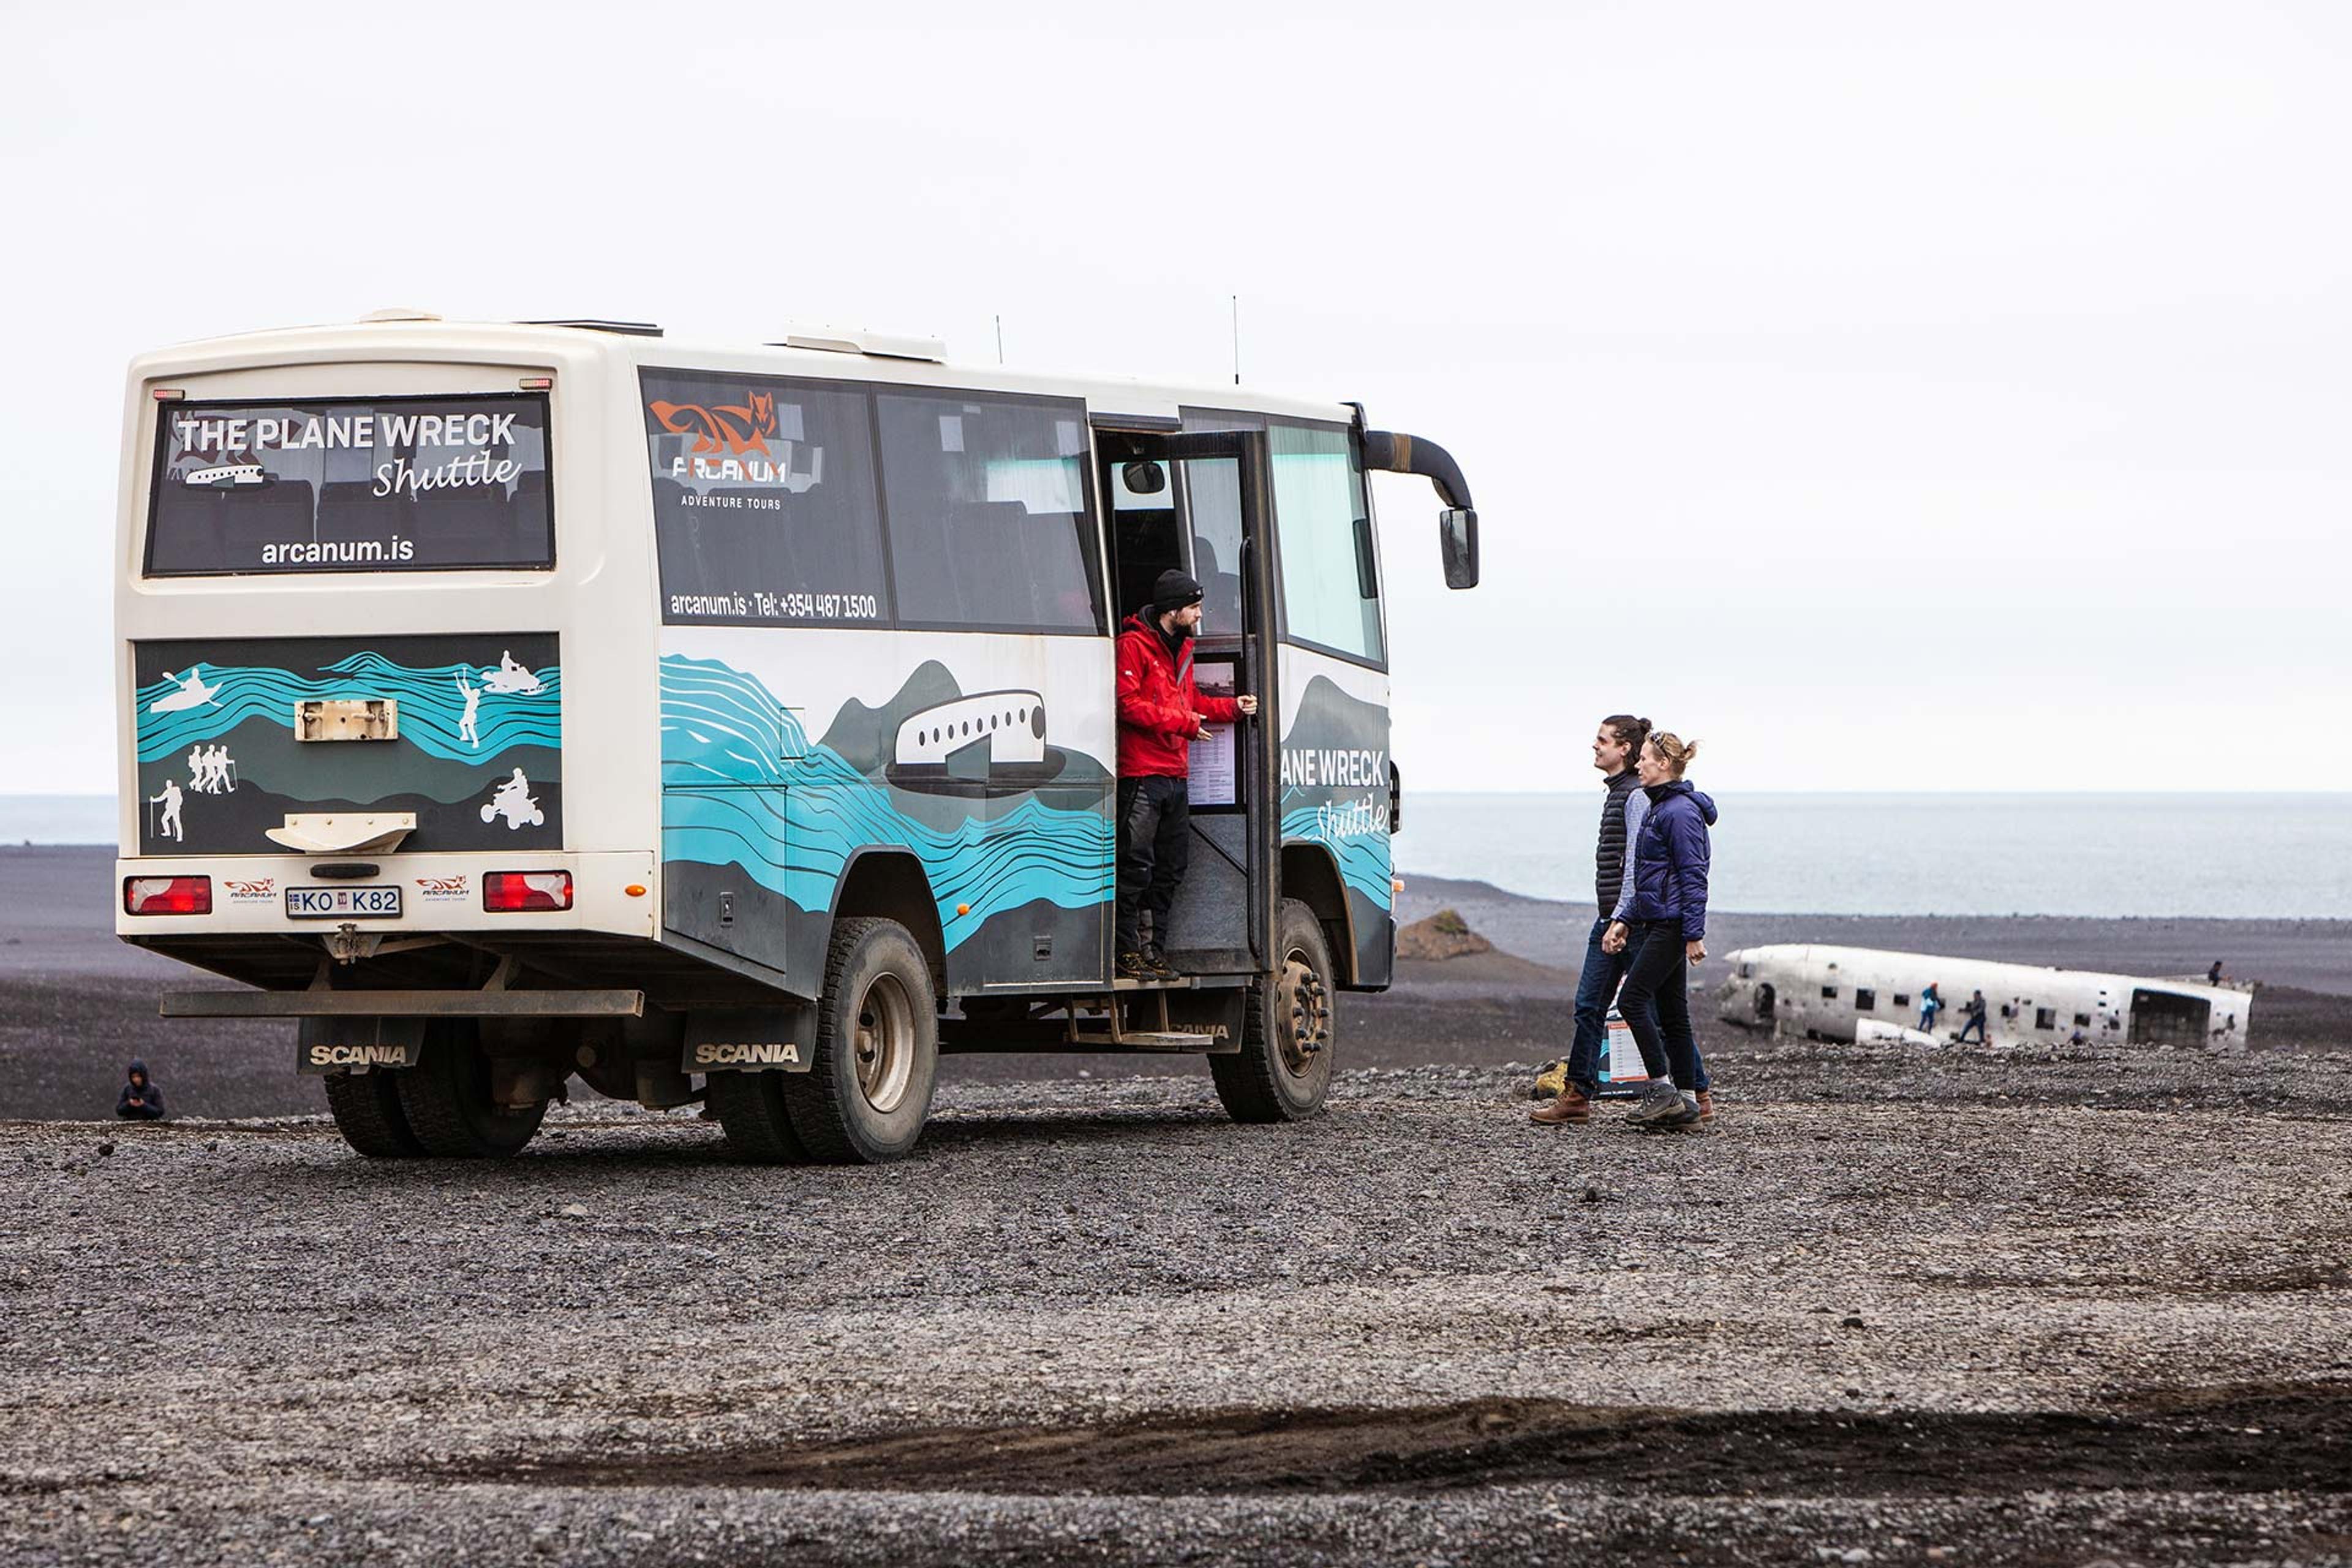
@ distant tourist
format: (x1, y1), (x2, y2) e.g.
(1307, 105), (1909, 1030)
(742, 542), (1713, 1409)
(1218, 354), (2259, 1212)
(2207, 960), (2226, 985)
(1918, 982), (1943, 1035)
(115, 1060), (166, 1121)
(1955, 989), (1989, 1044)
(1531, 713), (1708, 1129)
(1602, 732), (1717, 1133)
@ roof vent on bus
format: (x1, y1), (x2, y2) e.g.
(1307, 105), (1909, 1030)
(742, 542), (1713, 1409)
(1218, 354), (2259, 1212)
(521, 318), (665, 337)
(359, 307), (442, 323)
(769, 325), (947, 363)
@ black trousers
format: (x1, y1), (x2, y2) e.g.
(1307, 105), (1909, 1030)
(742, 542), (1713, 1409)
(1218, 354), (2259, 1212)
(1115, 775), (1189, 954)
(1617, 919), (1700, 1091)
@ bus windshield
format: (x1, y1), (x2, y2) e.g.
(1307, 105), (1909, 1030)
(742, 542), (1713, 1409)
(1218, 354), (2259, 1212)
(146, 393), (553, 576)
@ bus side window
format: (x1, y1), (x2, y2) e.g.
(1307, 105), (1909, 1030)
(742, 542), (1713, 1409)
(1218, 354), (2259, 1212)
(876, 393), (1101, 634)
(1268, 421), (1384, 665)
(1110, 456), (1186, 624)
(1183, 459), (1246, 634)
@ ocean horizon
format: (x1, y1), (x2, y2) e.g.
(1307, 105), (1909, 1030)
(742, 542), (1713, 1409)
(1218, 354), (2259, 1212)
(8, 790), (2349, 922)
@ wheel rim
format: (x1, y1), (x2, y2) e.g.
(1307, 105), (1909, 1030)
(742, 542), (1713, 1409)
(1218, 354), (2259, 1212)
(1277, 945), (1332, 1077)
(853, 971), (917, 1114)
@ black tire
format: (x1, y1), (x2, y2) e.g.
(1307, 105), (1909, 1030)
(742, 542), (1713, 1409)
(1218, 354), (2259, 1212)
(393, 1020), (546, 1158)
(322, 1068), (423, 1158)
(706, 1069), (813, 1164)
(783, 917), (938, 1164)
(1211, 898), (1336, 1124)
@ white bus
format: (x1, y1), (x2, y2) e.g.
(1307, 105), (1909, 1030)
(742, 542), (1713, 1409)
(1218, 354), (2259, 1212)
(115, 312), (1481, 1161)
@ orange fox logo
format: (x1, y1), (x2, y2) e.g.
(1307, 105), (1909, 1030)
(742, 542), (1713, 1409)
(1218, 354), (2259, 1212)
(650, 390), (778, 456)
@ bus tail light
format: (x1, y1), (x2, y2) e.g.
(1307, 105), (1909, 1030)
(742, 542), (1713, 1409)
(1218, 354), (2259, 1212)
(125, 876), (211, 915)
(483, 872), (573, 912)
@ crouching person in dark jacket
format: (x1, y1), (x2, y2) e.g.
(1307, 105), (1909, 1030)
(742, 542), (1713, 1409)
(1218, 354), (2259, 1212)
(1602, 733), (1717, 1131)
(115, 1060), (166, 1121)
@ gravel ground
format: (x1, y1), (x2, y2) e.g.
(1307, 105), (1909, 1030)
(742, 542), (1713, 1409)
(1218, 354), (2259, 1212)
(7, 1037), (2352, 1567)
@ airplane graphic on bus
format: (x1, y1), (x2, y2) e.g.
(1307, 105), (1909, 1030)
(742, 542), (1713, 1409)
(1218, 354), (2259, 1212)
(886, 690), (1058, 793)
(184, 463), (266, 488)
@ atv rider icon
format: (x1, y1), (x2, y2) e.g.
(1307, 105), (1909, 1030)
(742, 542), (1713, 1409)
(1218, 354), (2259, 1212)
(481, 767), (545, 829)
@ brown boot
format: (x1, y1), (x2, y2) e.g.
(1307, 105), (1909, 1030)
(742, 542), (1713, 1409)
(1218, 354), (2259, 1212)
(1529, 1085), (1593, 1126)
(1697, 1090), (1716, 1123)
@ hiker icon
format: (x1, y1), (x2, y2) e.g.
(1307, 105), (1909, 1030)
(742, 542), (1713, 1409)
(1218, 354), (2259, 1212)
(148, 778), (185, 842)
(186, 744), (236, 793)
(481, 767), (545, 830)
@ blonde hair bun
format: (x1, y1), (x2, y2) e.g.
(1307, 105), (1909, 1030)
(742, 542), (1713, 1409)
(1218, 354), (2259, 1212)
(1645, 731), (1701, 777)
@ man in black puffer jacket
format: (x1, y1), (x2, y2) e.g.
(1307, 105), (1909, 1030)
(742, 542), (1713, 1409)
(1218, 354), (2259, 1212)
(1532, 715), (1650, 1127)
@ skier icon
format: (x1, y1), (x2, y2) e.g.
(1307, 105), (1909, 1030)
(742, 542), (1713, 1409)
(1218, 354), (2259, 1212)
(148, 779), (185, 842)
(480, 650), (543, 696)
(480, 767), (545, 830)
(149, 667), (222, 714)
(454, 674), (481, 748)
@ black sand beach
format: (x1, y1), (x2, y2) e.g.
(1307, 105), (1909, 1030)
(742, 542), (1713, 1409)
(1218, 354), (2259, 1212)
(10, 845), (2352, 1566)
(4, 846), (2345, 1120)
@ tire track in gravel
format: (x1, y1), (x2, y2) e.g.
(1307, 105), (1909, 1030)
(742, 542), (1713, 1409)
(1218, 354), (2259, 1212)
(432, 1381), (2352, 1499)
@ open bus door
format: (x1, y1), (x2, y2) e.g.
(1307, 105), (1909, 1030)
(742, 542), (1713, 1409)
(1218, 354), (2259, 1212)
(1093, 427), (1279, 982)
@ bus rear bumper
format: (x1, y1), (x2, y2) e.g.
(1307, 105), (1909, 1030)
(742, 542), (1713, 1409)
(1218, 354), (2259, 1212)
(113, 851), (658, 939)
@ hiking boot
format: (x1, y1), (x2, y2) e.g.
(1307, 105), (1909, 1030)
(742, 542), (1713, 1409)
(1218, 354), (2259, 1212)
(1141, 944), (1182, 982)
(1626, 1082), (1701, 1132)
(1697, 1090), (1716, 1123)
(1529, 1085), (1593, 1126)
(1117, 951), (1155, 981)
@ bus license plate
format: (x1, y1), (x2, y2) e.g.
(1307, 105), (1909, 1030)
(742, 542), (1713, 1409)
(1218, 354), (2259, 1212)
(285, 886), (403, 919)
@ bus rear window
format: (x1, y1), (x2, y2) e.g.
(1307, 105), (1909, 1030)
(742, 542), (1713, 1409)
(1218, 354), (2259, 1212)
(146, 393), (553, 576)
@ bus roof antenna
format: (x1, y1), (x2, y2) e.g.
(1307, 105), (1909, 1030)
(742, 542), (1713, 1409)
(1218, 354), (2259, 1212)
(996, 314), (1005, 366)
(1231, 293), (1241, 385)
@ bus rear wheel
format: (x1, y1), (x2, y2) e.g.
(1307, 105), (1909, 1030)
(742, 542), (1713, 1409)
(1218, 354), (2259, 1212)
(706, 1070), (812, 1163)
(322, 1068), (423, 1158)
(1211, 898), (1336, 1124)
(394, 1020), (547, 1158)
(783, 917), (938, 1164)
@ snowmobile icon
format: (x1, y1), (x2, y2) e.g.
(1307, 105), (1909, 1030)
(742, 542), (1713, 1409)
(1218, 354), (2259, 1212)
(481, 767), (546, 829)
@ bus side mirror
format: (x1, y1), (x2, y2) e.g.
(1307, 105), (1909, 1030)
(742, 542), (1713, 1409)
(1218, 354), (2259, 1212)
(1439, 508), (1479, 589)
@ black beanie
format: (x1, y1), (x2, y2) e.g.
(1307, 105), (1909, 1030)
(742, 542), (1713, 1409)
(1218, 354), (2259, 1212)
(1151, 570), (1205, 615)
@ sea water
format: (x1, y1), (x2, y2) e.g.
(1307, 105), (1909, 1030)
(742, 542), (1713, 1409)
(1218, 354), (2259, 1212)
(9, 790), (2348, 920)
(1405, 791), (2352, 920)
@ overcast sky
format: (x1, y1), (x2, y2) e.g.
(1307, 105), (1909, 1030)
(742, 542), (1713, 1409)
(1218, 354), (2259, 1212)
(4, 0), (2346, 794)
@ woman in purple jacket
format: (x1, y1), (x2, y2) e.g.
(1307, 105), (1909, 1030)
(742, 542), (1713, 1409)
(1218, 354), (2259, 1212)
(1601, 732), (1717, 1131)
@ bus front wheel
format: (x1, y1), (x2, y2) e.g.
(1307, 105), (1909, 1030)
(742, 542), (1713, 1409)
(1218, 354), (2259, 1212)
(394, 1020), (547, 1158)
(783, 916), (938, 1164)
(1211, 899), (1336, 1124)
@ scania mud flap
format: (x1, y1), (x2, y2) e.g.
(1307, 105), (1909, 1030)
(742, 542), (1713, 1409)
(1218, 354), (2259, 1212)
(297, 1016), (427, 1074)
(683, 1005), (816, 1073)
(1152, 986), (1248, 1055)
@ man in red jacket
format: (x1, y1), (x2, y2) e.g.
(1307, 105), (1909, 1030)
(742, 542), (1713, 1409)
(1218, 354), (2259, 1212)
(1115, 570), (1258, 979)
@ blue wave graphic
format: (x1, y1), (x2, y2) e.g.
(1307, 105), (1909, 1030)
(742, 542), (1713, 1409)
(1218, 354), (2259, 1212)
(136, 655), (560, 763)
(660, 656), (1110, 951)
(1281, 804), (1395, 912)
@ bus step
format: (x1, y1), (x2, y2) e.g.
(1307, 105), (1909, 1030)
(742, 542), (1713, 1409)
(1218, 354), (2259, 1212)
(1065, 1031), (1210, 1051)
(1108, 976), (1195, 992)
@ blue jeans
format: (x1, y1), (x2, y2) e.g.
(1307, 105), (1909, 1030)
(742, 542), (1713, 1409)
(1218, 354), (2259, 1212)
(1567, 917), (1707, 1093)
